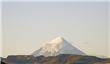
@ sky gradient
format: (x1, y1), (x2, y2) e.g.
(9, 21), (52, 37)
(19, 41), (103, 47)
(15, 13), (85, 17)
(2, 1), (109, 57)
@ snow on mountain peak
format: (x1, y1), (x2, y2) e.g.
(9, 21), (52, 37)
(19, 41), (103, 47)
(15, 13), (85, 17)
(48, 36), (64, 44)
(32, 37), (85, 57)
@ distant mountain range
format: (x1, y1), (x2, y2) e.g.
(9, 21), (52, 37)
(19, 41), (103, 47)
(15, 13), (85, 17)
(1, 37), (110, 64)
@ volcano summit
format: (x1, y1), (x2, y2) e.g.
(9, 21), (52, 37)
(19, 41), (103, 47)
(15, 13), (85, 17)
(32, 37), (85, 57)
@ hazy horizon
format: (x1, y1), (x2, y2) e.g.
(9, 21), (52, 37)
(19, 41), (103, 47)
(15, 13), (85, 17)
(2, 1), (109, 57)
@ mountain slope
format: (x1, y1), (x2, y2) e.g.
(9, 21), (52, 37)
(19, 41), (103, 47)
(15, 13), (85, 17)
(32, 37), (85, 57)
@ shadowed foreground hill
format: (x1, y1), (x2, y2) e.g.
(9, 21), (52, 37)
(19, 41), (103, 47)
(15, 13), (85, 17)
(1, 54), (110, 64)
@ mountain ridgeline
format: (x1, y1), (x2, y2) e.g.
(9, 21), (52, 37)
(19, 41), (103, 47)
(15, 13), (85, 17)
(1, 54), (110, 64)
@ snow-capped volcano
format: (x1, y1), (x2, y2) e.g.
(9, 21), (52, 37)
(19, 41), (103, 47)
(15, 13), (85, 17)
(32, 37), (85, 57)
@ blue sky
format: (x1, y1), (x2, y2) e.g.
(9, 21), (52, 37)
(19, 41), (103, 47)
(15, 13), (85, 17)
(2, 1), (109, 57)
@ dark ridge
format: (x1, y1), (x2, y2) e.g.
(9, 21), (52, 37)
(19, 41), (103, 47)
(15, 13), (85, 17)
(1, 54), (110, 64)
